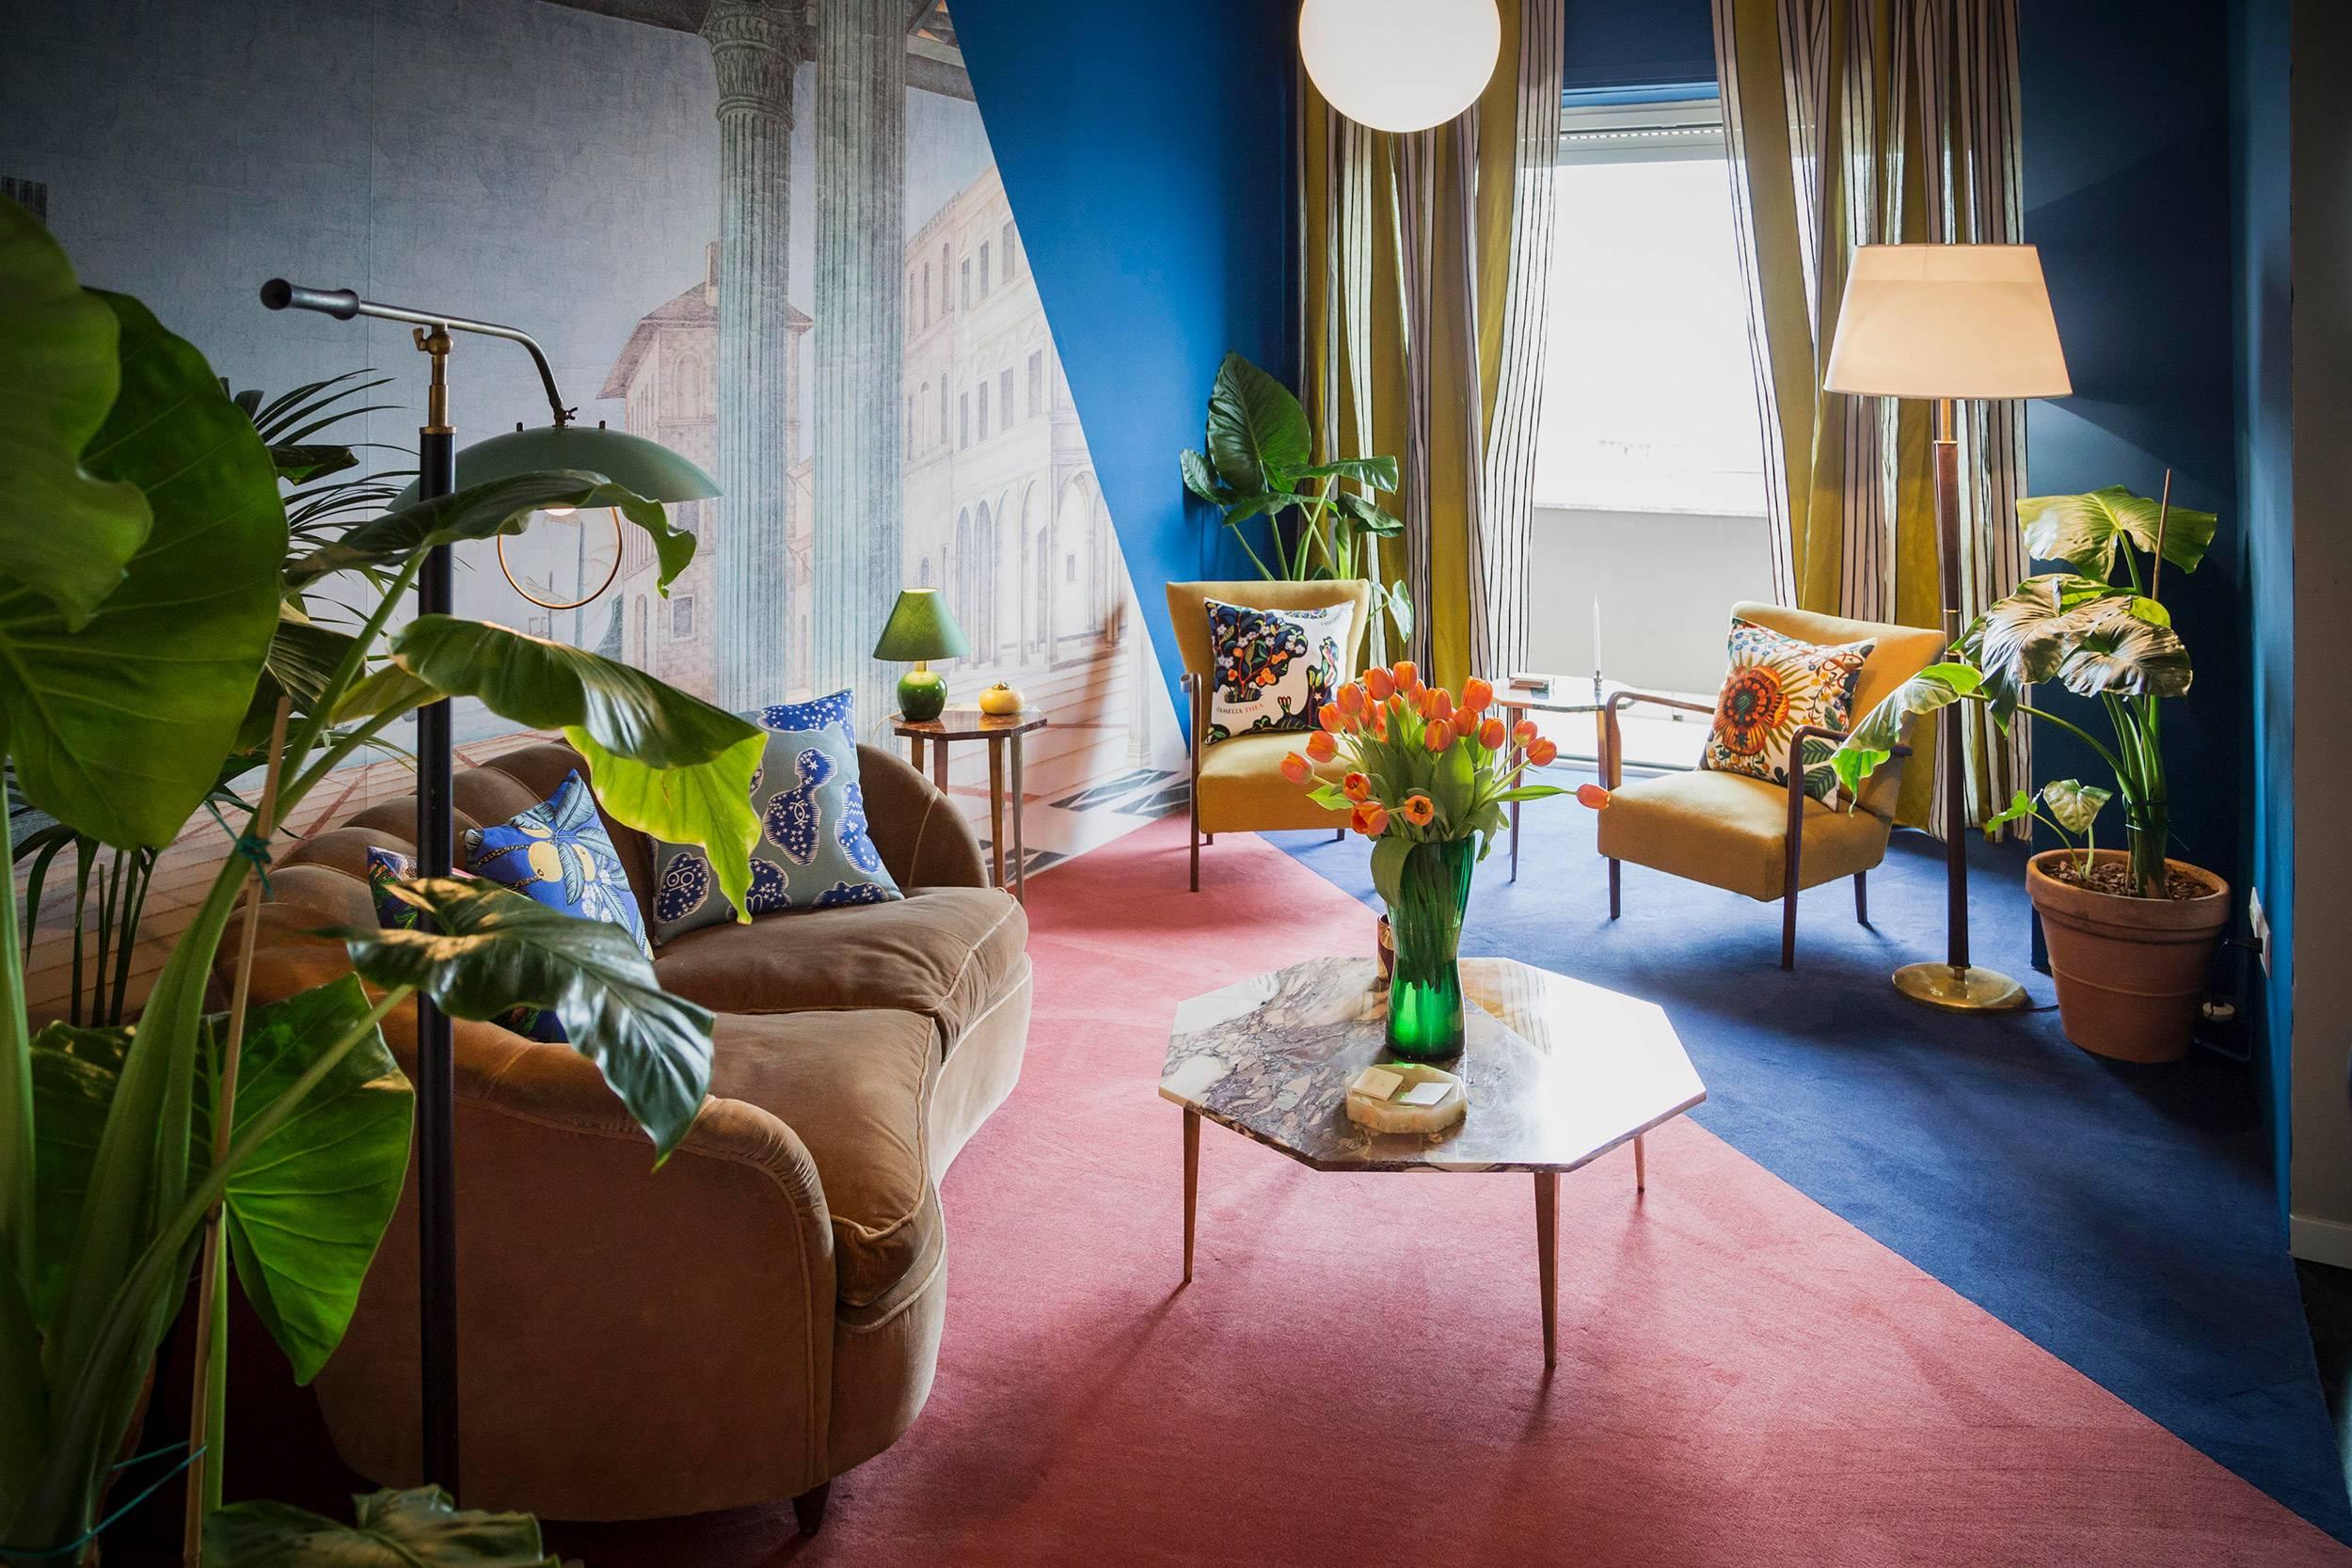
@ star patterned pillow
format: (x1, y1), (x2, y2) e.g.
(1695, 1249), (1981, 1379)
(1701, 617), (1876, 804)
(647, 689), (903, 943)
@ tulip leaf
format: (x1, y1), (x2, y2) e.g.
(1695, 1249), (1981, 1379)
(337, 878), (714, 1161)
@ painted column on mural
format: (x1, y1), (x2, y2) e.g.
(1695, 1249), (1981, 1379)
(813, 0), (908, 731)
(703, 0), (805, 712)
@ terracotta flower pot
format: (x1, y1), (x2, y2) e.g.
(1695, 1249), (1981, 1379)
(2025, 848), (2229, 1063)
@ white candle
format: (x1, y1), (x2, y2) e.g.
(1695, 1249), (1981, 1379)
(1592, 594), (1604, 675)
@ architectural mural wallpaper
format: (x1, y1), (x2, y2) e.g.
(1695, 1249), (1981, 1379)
(1, 0), (1182, 1022)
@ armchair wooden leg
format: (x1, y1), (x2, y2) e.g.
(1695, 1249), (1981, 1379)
(1189, 826), (1200, 892)
(1334, 828), (1345, 842)
(1781, 890), (1798, 971)
(1854, 870), (1868, 925)
(793, 1481), (831, 1536)
(1607, 859), (1621, 920)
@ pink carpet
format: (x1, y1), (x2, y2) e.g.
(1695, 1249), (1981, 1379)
(780, 816), (2346, 1567)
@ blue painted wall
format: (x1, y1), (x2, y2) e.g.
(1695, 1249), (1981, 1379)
(1562, 0), (1715, 90)
(2230, 0), (2295, 1208)
(958, 1), (1298, 726)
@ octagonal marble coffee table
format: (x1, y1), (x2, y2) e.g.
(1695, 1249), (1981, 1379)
(1161, 956), (1704, 1367)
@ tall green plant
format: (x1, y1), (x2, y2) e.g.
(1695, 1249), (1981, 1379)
(1832, 481), (2215, 899)
(1179, 353), (1414, 662)
(0, 196), (758, 1563)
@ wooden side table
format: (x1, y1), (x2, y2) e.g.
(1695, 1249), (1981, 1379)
(892, 708), (1049, 901)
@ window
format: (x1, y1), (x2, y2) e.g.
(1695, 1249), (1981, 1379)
(922, 262), (931, 328)
(1002, 221), (1019, 281)
(940, 245), (951, 313)
(960, 389), (971, 449)
(961, 258), (972, 309)
(1027, 351), (1044, 417)
(977, 381), (991, 440)
(999, 368), (1015, 427)
(1535, 99), (1765, 516)
(671, 595), (695, 639)
(939, 379), (950, 446)
(978, 243), (992, 297)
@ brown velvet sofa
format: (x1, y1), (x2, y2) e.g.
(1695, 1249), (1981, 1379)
(227, 739), (1031, 1529)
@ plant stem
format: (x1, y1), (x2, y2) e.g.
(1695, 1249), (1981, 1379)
(2001, 698), (2130, 784)
(182, 696), (291, 1561)
(0, 798), (31, 1291)
(1224, 521), (1278, 583)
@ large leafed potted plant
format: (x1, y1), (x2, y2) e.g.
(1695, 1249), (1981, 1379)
(1832, 481), (2228, 1061)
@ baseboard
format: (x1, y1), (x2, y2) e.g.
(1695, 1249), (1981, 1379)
(2291, 1212), (2352, 1268)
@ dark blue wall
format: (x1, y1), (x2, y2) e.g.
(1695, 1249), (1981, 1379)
(958, 1), (1298, 725)
(2230, 0), (2295, 1206)
(1563, 0), (1715, 90)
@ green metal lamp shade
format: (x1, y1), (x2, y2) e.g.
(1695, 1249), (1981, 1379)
(873, 588), (972, 662)
(389, 422), (720, 508)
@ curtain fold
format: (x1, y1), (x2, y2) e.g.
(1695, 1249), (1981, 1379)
(1300, 0), (1564, 690)
(1713, 0), (2031, 836)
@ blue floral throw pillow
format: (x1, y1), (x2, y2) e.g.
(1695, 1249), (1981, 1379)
(460, 770), (654, 958)
(648, 689), (902, 942)
(1203, 597), (1355, 743)
(364, 847), (564, 1044)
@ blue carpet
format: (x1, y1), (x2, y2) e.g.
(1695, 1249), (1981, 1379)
(1267, 774), (2351, 1542)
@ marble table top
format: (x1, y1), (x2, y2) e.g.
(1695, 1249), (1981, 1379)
(1161, 957), (1704, 1174)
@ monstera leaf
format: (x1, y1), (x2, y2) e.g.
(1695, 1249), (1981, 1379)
(1958, 574), (2116, 722)
(1202, 352), (1311, 495)
(2054, 599), (2193, 699)
(206, 1488), (562, 1568)
(337, 879), (714, 1161)
(286, 471), (696, 596)
(389, 615), (764, 917)
(26, 979), (409, 1377)
(2019, 484), (2217, 578)
(0, 196), (152, 626)
(1829, 661), (1983, 801)
(0, 292), (286, 848)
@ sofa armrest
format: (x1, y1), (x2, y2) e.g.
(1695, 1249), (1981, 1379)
(855, 741), (988, 889)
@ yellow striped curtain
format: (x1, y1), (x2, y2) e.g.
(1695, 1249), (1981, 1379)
(1300, 0), (1564, 690)
(1713, 0), (2032, 835)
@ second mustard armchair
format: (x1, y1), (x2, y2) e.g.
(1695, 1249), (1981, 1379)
(1167, 578), (1374, 891)
(1596, 602), (1947, 970)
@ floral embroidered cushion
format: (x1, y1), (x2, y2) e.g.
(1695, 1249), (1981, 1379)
(647, 689), (903, 942)
(364, 847), (564, 1044)
(1202, 597), (1355, 742)
(459, 770), (655, 958)
(1701, 617), (1876, 803)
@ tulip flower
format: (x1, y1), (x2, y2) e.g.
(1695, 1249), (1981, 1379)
(1365, 666), (1397, 702)
(1279, 751), (1312, 784)
(1337, 682), (1365, 716)
(1343, 770), (1372, 803)
(1399, 793), (1437, 828)
(1369, 704), (1389, 737)
(1422, 689), (1453, 724)
(1423, 725), (1451, 753)
(1306, 729), (1338, 762)
(1319, 703), (1343, 733)
(1526, 737), (1558, 768)
(1351, 800), (1391, 836)
(1576, 783), (1612, 809)
(1513, 718), (1539, 747)
(1391, 659), (1418, 690)
(1479, 717), (1506, 750)
(1461, 676), (1493, 712)
(1452, 706), (1481, 739)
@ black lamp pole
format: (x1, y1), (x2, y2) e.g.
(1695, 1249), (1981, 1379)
(259, 280), (585, 1493)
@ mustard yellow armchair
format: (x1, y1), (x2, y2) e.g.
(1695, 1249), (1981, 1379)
(1596, 602), (1947, 969)
(1168, 578), (1374, 891)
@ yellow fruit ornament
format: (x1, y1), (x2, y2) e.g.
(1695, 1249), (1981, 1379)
(977, 683), (1025, 716)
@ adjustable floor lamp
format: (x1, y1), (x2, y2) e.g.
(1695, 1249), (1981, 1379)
(1821, 244), (2071, 1013)
(259, 279), (718, 1490)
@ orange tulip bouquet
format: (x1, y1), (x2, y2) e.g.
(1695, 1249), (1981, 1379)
(1279, 663), (1568, 1059)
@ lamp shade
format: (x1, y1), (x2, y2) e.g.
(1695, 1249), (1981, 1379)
(1823, 245), (2071, 400)
(388, 422), (720, 509)
(873, 588), (971, 662)
(1298, 0), (1501, 134)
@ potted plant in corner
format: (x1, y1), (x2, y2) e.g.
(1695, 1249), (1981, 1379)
(1831, 479), (2229, 1062)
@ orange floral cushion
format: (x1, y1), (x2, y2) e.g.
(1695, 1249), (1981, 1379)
(1701, 618), (1874, 803)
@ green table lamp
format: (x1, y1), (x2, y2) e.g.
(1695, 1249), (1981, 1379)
(875, 588), (971, 721)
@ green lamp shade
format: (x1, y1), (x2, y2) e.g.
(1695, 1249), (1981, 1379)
(873, 588), (971, 662)
(389, 422), (720, 508)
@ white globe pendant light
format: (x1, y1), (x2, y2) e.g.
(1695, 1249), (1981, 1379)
(1299, 0), (1502, 134)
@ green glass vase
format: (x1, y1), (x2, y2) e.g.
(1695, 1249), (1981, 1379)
(1384, 837), (1476, 1060)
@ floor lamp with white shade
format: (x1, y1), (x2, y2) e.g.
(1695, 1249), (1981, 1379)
(1822, 243), (2072, 1012)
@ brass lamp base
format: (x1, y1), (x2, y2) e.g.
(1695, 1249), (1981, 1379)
(1893, 961), (2026, 1013)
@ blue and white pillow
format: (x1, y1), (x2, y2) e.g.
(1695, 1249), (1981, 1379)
(363, 847), (565, 1044)
(459, 770), (653, 958)
(648, 689), (902, 943)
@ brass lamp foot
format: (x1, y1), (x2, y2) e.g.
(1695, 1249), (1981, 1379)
(1893, 961), (2026, 1013)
